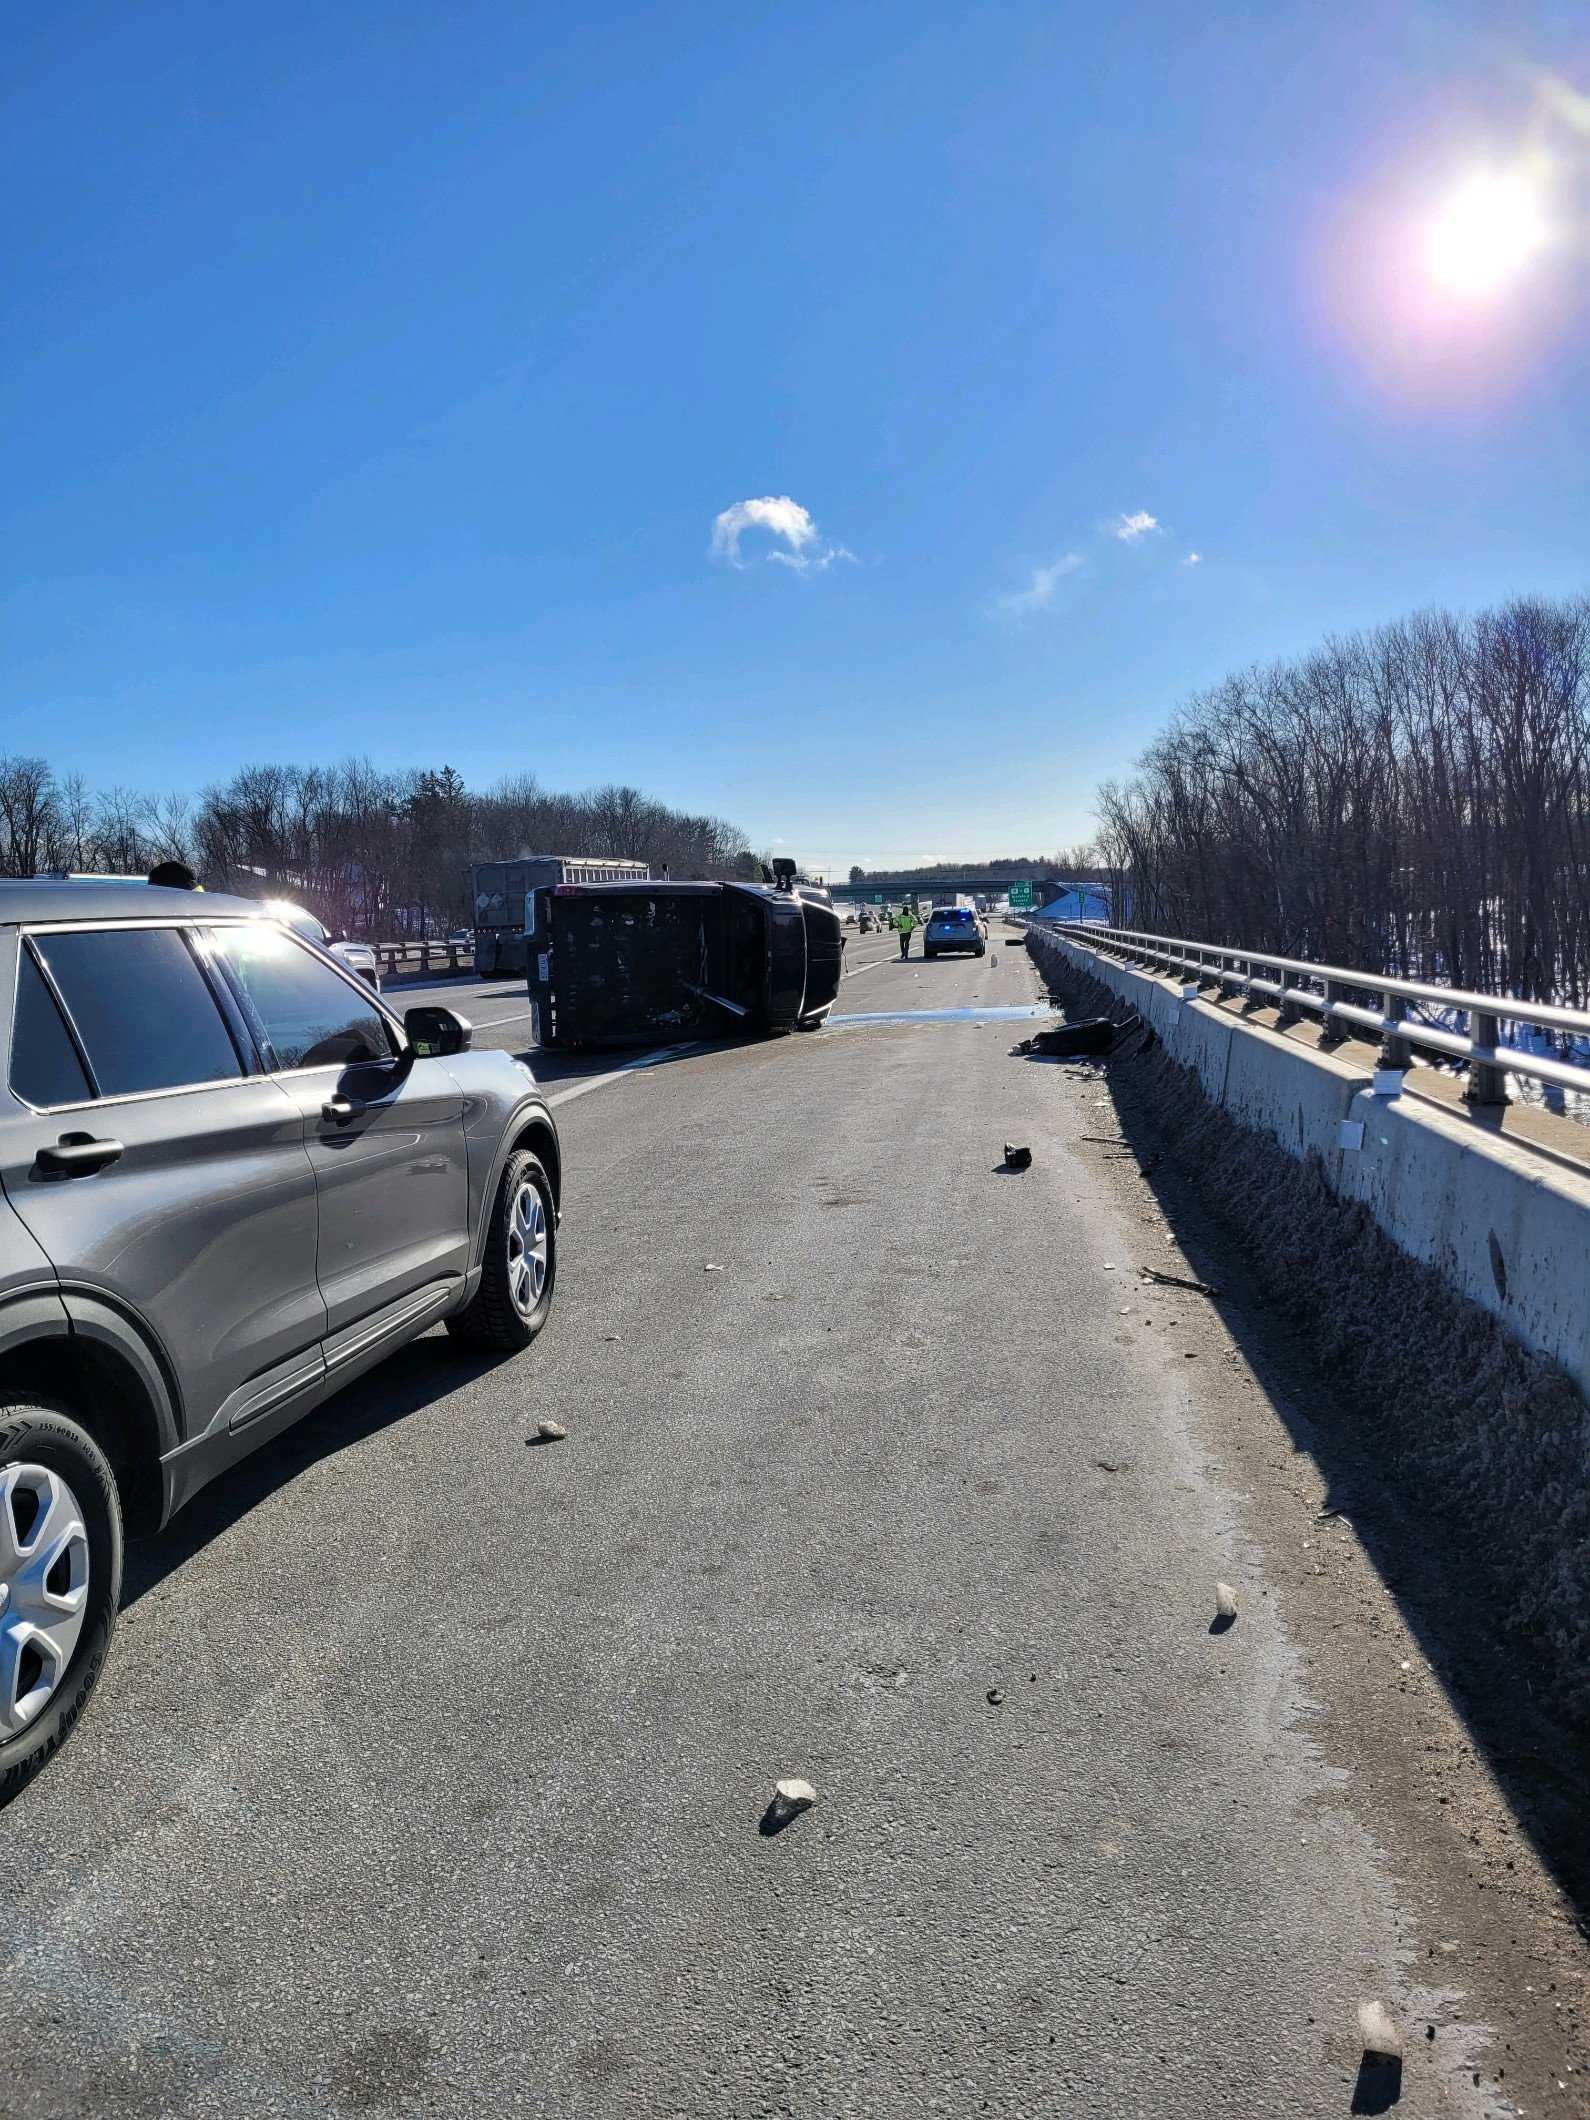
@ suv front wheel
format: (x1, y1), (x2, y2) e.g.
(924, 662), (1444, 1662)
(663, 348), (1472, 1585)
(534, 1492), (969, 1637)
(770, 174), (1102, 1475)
(0, 1403), (122, 1806)
(447, 1149), (557, 1351)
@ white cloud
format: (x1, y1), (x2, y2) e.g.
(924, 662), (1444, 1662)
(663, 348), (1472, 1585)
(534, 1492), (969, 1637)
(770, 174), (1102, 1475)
(1112, 510), (1160, 543)
(996, 551), (1085, 615)
(710, 495), (851, 573)
(1182, 550), (1202, 567)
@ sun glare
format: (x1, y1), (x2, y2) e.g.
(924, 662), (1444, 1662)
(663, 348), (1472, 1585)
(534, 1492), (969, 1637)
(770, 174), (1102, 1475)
(1424, 170), (1550, 298)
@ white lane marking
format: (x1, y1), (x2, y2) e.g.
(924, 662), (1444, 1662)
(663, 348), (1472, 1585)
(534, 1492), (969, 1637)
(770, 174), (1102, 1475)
(546, 1043), (707, 1108)
(842, 952), (898, 979)
(471, 1009), (537, 1028)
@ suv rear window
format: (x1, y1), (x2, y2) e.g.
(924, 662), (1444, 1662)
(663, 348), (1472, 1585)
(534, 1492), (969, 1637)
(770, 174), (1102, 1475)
(934, 908), (972, 923)
(10, 949), (93, 1108)
(31, 927), (244, 1098)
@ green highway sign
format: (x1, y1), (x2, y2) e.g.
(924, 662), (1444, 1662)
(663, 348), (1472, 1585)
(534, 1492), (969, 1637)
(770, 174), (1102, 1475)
(1008, 881), (1035, 908)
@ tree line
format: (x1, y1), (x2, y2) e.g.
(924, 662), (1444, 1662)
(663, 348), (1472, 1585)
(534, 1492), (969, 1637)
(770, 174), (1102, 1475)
(0, 757), (757, 937)
(1089, 593), (1590, 1008)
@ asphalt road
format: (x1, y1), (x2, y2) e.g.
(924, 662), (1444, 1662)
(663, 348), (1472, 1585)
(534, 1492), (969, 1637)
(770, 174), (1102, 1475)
(0, 929), (1520, 2116)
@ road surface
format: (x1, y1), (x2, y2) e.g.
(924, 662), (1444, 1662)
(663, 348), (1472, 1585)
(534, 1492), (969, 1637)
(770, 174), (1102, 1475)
(2, 928), (1576, 2116)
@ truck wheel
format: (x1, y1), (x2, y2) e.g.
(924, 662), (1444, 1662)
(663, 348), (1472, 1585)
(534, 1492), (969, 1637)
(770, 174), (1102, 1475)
(0, 1403), (122, 1807)
(447, 1150), (557, 1351)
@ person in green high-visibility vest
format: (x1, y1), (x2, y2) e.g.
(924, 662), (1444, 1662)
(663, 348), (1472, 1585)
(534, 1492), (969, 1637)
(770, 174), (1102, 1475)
(896, 903), (918, 959)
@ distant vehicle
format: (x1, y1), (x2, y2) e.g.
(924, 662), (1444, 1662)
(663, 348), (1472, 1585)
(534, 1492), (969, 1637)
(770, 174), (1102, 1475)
(269, 905), (382, 993)
(527, 875), (844, 1046)
(858, 910), (876, 933)
(843, 908), (857, 926)
(469, 856), (651, 977)
(448, 929), (472, 948)
(0, 878), (561, 1800)
(923, 905), (986, 959)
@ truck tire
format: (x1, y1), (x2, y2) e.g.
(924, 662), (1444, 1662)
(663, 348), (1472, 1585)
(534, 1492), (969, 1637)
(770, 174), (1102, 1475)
(0, 1402), (123, 1807)
(447, 1150), (557, 1351)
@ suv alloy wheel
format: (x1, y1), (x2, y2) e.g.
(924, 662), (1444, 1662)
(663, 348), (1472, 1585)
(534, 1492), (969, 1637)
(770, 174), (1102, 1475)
(0, 1404), (123, 1805)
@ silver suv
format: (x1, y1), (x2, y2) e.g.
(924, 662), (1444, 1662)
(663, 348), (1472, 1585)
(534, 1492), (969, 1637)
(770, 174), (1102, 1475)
(0, 881), (561, 1801)
(922, 906), (987, 958)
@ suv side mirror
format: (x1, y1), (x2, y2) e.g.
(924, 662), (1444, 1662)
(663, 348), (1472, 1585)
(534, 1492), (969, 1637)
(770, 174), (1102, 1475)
(404, 1005), (472, 1057)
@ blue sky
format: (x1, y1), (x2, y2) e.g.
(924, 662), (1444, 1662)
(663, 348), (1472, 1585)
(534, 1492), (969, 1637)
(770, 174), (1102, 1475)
(5, 1), (1587, 874)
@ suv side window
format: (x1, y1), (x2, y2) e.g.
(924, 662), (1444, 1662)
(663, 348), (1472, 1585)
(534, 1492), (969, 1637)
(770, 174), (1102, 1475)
(31, 927), (244, 1098)
(10, 948), (94, 1108)
(205, 925), (396, 1071)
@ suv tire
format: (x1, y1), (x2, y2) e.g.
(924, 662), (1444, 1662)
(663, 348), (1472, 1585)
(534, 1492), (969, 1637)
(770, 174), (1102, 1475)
(0, 1402), (123, 1807)
(447, 1149), (557, 1351)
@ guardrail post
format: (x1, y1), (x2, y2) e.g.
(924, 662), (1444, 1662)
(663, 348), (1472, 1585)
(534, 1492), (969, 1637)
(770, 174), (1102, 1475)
(1380, 991), (1412, 1070)
(1318, 977), (1344, 1044)
(1465, 1010), (1508, 1106)
(1275, 974), (1297, 1028)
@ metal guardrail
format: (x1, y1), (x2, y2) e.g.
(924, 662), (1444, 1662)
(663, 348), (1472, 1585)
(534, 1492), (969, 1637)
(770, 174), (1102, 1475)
(1041, 920), (1590, 1106)
(373, 941), (473, 977)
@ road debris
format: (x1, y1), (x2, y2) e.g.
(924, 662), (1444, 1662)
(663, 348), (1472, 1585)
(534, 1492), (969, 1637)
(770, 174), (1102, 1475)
(986, 1687), (1005, 1705)
(1214, 1581), (1239, 1620)
(1357, 2000), (1404, 2057)
(704, 1262), (724, 1273)
(760, 1778), (818, 1836)
(534, 1420), (568, 1443)
(1028, 1015), (1138, 1057)
(1138, 1266), (1222, 1298)
(1002, 1142), (1032, 1170)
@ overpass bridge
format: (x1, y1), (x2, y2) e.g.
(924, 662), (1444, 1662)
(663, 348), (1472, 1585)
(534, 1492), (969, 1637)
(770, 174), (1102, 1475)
(826, 875), (1067, 905)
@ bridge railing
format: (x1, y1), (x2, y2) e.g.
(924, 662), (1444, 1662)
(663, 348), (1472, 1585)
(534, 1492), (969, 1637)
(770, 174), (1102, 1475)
(373, 940), (473, 977)
(1042, 919), (1590, 1106)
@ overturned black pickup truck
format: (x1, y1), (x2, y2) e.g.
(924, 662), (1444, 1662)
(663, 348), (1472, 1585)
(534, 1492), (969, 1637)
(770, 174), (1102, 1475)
(525, 867), (845, 1048)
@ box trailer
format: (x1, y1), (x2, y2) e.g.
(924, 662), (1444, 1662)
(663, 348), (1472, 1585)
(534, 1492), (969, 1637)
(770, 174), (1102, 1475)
(468, 855), (651, 976)
(525, 878), (844, 1048)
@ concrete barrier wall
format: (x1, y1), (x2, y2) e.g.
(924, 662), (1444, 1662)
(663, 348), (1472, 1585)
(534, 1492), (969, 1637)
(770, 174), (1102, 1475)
(1029, 926), (1590, 1399)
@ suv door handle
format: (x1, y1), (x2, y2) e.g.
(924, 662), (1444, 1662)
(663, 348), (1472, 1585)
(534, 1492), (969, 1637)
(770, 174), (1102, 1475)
(34, 1133), (124, 1177)
(321, 1095), (367, 1126)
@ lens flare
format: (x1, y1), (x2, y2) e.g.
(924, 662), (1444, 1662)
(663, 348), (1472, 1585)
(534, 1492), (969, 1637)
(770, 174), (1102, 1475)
(1424, 170), (1550, 297)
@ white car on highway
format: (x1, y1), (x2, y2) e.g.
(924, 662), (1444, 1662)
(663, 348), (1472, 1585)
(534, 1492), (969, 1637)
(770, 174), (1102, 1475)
(270, 904), (383, 992)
